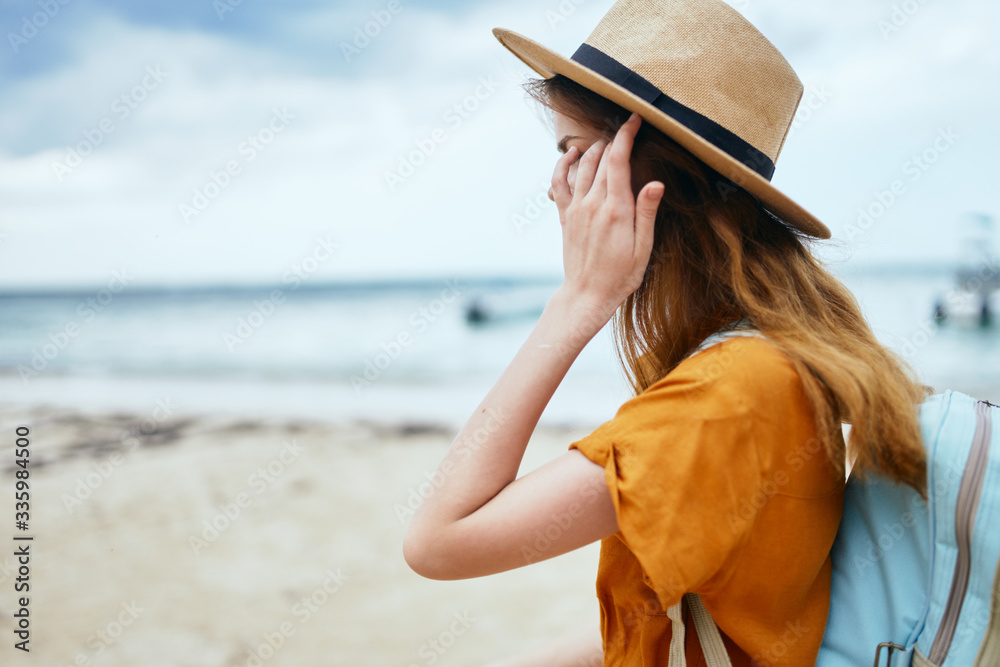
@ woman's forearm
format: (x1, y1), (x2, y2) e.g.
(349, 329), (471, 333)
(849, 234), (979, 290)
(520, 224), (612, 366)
(404, 285), (611, 542)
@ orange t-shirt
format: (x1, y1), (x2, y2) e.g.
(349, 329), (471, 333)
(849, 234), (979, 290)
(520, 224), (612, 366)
(568, 335), (845, 666)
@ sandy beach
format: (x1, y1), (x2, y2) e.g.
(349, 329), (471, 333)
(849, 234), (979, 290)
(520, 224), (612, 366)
(1, 371), (996, 667)
(0, 403), (602, 667)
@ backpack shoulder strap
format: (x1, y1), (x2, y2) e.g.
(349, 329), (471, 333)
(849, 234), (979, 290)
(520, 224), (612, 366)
(666, 594), (733, 667)
(687, 319), (763, 360)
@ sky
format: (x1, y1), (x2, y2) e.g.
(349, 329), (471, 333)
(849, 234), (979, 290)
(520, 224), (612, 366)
(0, 0), (997, 290)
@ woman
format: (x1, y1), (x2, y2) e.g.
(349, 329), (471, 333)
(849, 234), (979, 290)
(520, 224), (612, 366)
(403, 0), (930, 664)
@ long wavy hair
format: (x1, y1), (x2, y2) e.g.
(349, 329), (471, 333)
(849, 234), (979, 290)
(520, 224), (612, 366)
(525, 74), (931, 496)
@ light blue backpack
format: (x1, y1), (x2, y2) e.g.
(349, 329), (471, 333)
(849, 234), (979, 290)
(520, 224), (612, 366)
(817, 390), (1000, 666)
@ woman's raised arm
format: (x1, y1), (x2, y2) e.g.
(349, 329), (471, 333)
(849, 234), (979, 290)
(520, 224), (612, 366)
(402, 286), (619, 580)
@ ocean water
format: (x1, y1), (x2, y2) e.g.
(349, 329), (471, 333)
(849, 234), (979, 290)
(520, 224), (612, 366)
(0, 266), (996, 426)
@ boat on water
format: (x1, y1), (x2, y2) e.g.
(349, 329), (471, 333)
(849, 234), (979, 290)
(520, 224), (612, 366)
(463, 283), (554, 326)
(932, 213), (999, 327)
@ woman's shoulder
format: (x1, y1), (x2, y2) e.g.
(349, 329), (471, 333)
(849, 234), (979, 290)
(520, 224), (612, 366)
(574, 328), (840, 500)
(645, 334), (807, 415)
(686, 332), (796, 375)
(672, 333), (842, 493)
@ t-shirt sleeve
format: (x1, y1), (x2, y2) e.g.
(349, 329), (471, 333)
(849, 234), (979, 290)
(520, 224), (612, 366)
(569, 337), (814, 609)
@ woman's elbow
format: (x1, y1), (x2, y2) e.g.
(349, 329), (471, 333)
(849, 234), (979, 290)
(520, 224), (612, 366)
(402, 523), (456, 580)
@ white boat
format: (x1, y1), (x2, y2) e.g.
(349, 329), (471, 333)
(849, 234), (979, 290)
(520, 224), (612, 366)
(933, 213), (998, 327)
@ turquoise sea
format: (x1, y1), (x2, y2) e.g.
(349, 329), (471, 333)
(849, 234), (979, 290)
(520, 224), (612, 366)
(0, 265), (997, 427)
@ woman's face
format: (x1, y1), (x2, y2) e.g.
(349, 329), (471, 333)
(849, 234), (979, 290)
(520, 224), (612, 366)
(548, 110), (606, 201)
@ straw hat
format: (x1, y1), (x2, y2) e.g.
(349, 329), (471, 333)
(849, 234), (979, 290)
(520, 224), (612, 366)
(493, 0), (831, 239)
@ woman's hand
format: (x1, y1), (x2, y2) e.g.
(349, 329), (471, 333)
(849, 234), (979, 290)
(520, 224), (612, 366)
(549, 112), (664, 328)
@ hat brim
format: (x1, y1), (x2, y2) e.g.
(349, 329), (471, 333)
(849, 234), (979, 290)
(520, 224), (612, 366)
(493, 27), (831, 240)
